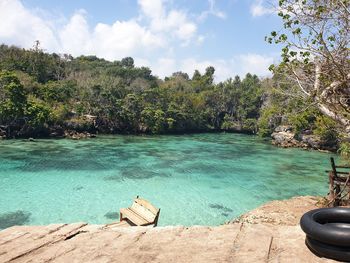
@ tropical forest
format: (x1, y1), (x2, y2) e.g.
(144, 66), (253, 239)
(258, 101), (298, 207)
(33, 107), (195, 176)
(0, 39), (348, 153)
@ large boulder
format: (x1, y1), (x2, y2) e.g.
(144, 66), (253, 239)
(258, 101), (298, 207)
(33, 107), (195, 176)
(299, 134), (322, 150)
(274, 125), (293, 133)
(271, 125), (302, 148)
(271, 131), (295, 143)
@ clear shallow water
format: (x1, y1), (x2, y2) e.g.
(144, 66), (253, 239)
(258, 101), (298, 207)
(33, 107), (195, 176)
(0, 133), (336, 228)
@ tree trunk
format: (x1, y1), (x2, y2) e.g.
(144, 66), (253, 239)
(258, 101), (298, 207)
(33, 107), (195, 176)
(313, 62), (350, 132)
(317, 103), (350, 132)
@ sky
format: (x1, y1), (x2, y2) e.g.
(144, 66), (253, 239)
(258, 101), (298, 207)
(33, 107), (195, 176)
(0, 0), (282, 81)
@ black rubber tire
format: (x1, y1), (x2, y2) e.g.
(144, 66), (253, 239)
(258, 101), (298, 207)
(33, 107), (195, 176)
(300, 207), (350, 247)
(306, 236), (350, 262)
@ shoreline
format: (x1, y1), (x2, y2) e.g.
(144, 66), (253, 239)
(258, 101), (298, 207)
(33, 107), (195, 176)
(0, 196), (325, 231)
(1, 195), (324, 230)
(0, 130), (337, 153)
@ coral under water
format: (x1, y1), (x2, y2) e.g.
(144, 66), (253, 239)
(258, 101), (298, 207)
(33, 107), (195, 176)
(0, 210), (31, 229)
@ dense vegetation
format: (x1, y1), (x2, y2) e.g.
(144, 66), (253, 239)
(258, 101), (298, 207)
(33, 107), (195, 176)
(0, 43), (264, 136)
(0, 42), (347, 152)
(266, 0), (350, 154)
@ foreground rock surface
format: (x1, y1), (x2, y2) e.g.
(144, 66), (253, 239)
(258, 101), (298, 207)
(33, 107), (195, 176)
(234, 195), (324, 225)
(0, 196), (335, 262)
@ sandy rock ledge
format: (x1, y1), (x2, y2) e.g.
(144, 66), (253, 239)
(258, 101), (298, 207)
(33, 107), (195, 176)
(0, 196), (336, 263)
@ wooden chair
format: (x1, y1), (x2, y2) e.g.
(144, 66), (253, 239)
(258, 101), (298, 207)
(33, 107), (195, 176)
(327, 157), (350, 206)
(119, 196), (160, 227)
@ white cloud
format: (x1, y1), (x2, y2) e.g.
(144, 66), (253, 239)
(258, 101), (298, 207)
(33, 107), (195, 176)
(179, 55), (273, 81)
(139, 54), (274, 81)
(198, 0), (227, 21)
(0, 0), (59, 50)
(138, 0), (164, 19)
(58, 9), (166, 59)
(59, 10), (91, 54)
(0, 0), (167, 59)
(138, 0), (197, 43)
(250, 0), (274, 17)
(154, 57), (177, 78)
(237, 53), (274, 76)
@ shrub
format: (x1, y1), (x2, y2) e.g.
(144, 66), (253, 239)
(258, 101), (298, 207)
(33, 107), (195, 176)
(25, 97), (53, 127)
(338, 142), (350, 160)
(288, 109), (317, 134)
(314, 116), (338, 146)
(242, 118), (258, 133)
(258, 106), (281, 137)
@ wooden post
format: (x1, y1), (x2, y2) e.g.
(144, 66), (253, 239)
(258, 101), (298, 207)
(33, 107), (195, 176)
(154, 209), (160, 227)
(329, 171), (335, 206)
(330, 157), (341, 206)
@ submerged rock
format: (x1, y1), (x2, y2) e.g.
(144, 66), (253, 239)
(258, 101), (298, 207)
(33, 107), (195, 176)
(209, 204), (233, 213)
(0, 210), (31, 230)
(104, 211), (119, 220)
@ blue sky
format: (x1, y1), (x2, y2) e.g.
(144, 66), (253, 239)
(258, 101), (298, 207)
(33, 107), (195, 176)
(0, 0), (282, 80)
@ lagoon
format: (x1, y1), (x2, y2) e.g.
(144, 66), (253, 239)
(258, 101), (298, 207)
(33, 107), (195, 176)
(0, 133), (335, 228)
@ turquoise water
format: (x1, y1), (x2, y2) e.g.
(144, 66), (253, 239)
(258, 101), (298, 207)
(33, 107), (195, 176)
(0, 133), (335, 228)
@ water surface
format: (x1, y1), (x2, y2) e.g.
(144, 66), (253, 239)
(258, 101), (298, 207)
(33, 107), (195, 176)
(0, 133), (335, 228)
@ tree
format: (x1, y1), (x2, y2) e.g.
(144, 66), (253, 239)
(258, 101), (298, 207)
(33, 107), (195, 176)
(141, 107), (166, 133)
(121, 57), (134, 68)
(204, 66), (215, 85)
(0, 71), (27, 123)
(191, 66), (216, 92)
(171, 71), (190, 80)
(268, 0), (350, 130)
(25, 97), (52, 128)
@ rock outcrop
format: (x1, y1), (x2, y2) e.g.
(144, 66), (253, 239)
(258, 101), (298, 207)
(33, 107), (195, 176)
(271, 125), (336, 151)
(64, 130), (96, 140)
(233, 196), (324, 225)
(299, 134), (322, 149)
(0, 196), (335, 262)
(271, 125), (305, 148)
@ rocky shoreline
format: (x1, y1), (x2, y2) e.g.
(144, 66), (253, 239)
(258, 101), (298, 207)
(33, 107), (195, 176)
(0, 196), (334, 262)
(0, 123), (340, 153)
(271, 125), (337, 152)
(0, 123), (344, 155)
(232, 195), (325, 225)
